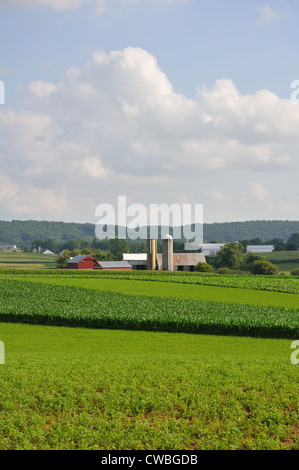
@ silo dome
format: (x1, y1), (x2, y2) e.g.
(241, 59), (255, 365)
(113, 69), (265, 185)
(162, 234), (173, 240)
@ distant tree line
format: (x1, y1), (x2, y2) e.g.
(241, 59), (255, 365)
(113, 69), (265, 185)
(21, 237), (187, 256)
(1, 219), (299, 246)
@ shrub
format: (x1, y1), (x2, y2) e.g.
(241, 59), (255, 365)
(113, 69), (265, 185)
(242, 252), (266, 271)
(249, 260), (279, 275)
(216, 267), (232, 274)
(195, 262), (213, 273)
(290, 268), (299, 276)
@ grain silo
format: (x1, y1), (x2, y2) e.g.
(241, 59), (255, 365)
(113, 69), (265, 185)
(162, 234), (173, 271)
(146, 239), (157, 270)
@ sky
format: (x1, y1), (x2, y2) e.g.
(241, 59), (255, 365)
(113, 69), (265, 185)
(0, 0), (298, 226)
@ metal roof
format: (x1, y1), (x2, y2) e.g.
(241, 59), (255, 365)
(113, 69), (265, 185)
(198, 244), (225, 249)
(97, 261), (132, 268)
(246, 245), (274, 252)
(247, 245), (274, 249)
(67, 255), (92, 264)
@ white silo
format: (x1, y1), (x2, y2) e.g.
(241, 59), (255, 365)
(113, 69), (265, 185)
(162, 234), (173, 271)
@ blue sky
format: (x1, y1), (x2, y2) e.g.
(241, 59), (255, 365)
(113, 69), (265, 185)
(0, 0), (298, 226)
(2, 1), (298, 102)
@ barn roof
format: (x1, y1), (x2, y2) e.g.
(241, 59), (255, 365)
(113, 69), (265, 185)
(67, 255), (94, 264)
(247, 245), (274, 249)
(96, 261), (132, 269)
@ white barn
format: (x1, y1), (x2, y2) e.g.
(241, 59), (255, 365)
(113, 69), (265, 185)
(184, 243), (225, 256)
(246, 245), (274, 253)
(122, 253), (147, 270)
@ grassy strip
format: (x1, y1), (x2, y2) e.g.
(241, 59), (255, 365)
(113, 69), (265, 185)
(14, 276), (299, 310)
(0, 323), (298, 450)
(1, 268), (299, 294)
(0, 279), (298, 339)
(0, 252), (57, 269)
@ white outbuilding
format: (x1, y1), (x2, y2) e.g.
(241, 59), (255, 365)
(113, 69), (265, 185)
(246, 245), (274, 253)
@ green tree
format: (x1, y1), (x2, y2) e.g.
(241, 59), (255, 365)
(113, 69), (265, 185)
(288, 233), (299, 244)
(66, 239), (81, 251)
(91, 249), (116, 261)
(215, 242), (244, 270)
(242, 252), (266, 272)
(195, 262), (213, 273)
(109, 238), (130, 260)
(249, 260), (279, 275)
(271, 238), (285, 251)
(56, 250), (71, 269)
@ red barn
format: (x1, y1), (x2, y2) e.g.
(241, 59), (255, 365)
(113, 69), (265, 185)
(67, 255), (99, 270)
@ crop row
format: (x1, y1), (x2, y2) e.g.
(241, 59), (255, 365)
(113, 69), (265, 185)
(0, 279), (298, 339)
(1, 268), (299, 294)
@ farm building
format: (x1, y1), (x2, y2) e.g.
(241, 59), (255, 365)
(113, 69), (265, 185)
(246, 245), (274, 253)
(67, 255), (133, 270)
(184, 243), (225, 256)
(122, 253), (147, 270)
(123, 237), (207, 272)
(157, 253), (206, 272)
(94, 261), (132, 271)
(42, 249), (55, 255)
(198, 244), (225, 256)
(67, 255), (99, 270)
(0, 244), (17, 251)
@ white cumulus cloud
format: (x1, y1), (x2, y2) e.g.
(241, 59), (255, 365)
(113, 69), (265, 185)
(257, 4), (289, 24)
(1, 46), (299, 222)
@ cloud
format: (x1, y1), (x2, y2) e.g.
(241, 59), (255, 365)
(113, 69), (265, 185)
(0, 0), (189, 15)
(1, 46), (299, 222)
(0, 0), (86, 11)
(257, 4), (288, 24)
(205, 190), (228, 203)
(248, 181), (268, 201)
